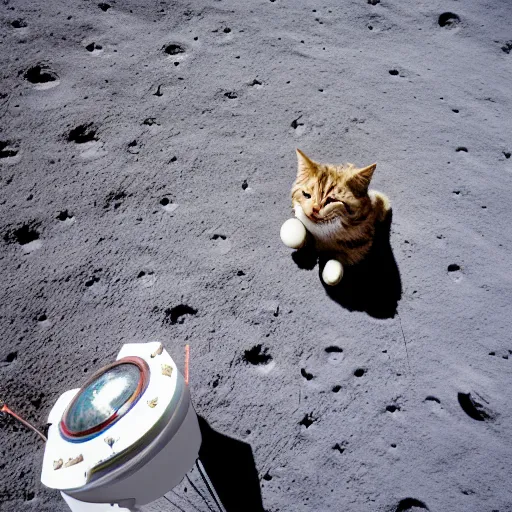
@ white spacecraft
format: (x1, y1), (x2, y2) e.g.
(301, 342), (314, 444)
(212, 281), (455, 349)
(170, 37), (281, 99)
(40, 342), (221, 512)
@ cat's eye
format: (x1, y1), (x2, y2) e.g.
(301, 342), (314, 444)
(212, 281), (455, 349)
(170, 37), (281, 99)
(302, 191), (311, 199)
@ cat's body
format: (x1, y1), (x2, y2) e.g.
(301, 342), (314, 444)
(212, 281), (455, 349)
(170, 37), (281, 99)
(291, 150), (390, 266)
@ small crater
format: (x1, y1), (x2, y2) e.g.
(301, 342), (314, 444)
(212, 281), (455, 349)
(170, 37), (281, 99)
(262, 472), (272, 481)
(160, 197), (170, 206)
(56, 210), (73, 222)
(354, 368), (365, 377)
(368, 0), (380, 4)
(386, 405), (400, 413)
(299, 413), (316, 429)
(0, 140), (18, 159)
(389, 69), (399, 76)
(325, 346), (343, 353)
(85, 42), (103, 52)
(67, 123), (97, 144)
(456, 147), (468, 152)
(425, 396), (440, 403)
(395, 498), (429, 511)
(224, 91), (238, 99)
(165, 43), (185, 55)
(211, 234), (227, 240)
(332, 385), (341, 393)
(137, 271), (146, 278)
(457, 392), (492, 422)
(5, 351), (18, 363)
(447, 263), (460, 272)
(223, 27), (231, 33)
(143, 117), (159, 126)
(4, 223), (40, 246)
(37, 314), (47, 322)
(237, 270), (245, 276)
(249, 79), (262, 86)
(438, 12), (460, 28)
(24, 64), (58, 84)
(501, 41), (512, 54)
(291, 116), (304, 129)
(300, 368), (314, 381)
(104, 190), (126, 210)
(452, 109), (459, 113)
(243, 344), (272, 365)
(242, 180), (249, 190)
(503, 151), (511, 159)
(332, 443), (345, 454)
(85, 276), (100, 287)
(127, 139), (139, 154)
(98, 3), (111, 11)
(11, 19), (27, 28)
(164, 304), (198, 325)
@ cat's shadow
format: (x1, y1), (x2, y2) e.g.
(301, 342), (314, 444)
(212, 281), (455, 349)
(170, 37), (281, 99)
(292, 211), (402, 319)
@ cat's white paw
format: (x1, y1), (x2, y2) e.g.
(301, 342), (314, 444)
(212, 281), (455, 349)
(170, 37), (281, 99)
(322, 259), (344, 286)
(280, 218), (307, 249)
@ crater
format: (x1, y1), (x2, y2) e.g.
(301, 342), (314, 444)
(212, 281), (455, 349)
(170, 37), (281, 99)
(299, 413), (316, 429)
(457, 392), (492, 421)
(425, 396), (440, 404)
(67, 123), (98, 144)
(98, 3), (111, 11)
(164, 43), (185, 55)
(438, 12), (460, 28)
(0, 140), (18, 159)
(447, 263), (460, 272)
(456, 147), (468, 152)
(11, 19), (27, 28)
(243, 344), (272, 365)
(501, 41), (512, 54)
(4, 222), (40, 246)
(5, 351), (18, 363)
(325, 346), (343, 353)
(354, 368), (365, 377)
(24, 64), (58, 84)
(224, 91), (238, 99)
(395, 498), (429, 511)
(56, 210), (74, 222)
(85, 42), (103, 52)
(300, 368), (314, 381)
(164, 304), (198, 325)
(389, 69), (399, 76)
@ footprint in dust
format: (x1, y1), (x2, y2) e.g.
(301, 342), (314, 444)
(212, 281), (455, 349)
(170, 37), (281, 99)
(211, 233), (232, 255)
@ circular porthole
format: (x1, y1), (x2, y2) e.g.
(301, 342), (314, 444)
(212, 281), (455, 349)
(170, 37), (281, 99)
(60, 357), (150, 442)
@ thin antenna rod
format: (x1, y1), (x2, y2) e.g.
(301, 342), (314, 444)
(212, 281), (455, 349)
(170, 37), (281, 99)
(185, 344), (190, 385)
(1, 402), (47, 442)
(196, 459), (227, 512)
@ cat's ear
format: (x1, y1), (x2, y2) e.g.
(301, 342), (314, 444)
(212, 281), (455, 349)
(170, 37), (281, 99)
(348, 163), (376, 196)
(296, 149), (317, 178)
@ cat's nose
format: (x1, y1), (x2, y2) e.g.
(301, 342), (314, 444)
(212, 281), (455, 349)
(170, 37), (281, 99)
(312, 204), (320, 213)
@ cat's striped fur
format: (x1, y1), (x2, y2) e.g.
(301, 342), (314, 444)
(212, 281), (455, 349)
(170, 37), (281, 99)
(291, 149), (390, 266)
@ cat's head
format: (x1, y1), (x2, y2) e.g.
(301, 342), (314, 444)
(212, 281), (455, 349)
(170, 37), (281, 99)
(291, 149), (376, 224)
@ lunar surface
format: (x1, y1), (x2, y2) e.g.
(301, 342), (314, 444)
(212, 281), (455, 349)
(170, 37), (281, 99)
(1, 0), (511, 511)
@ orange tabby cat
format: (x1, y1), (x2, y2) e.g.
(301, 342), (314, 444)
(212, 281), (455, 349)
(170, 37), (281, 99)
(291, 149), (390, 266)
